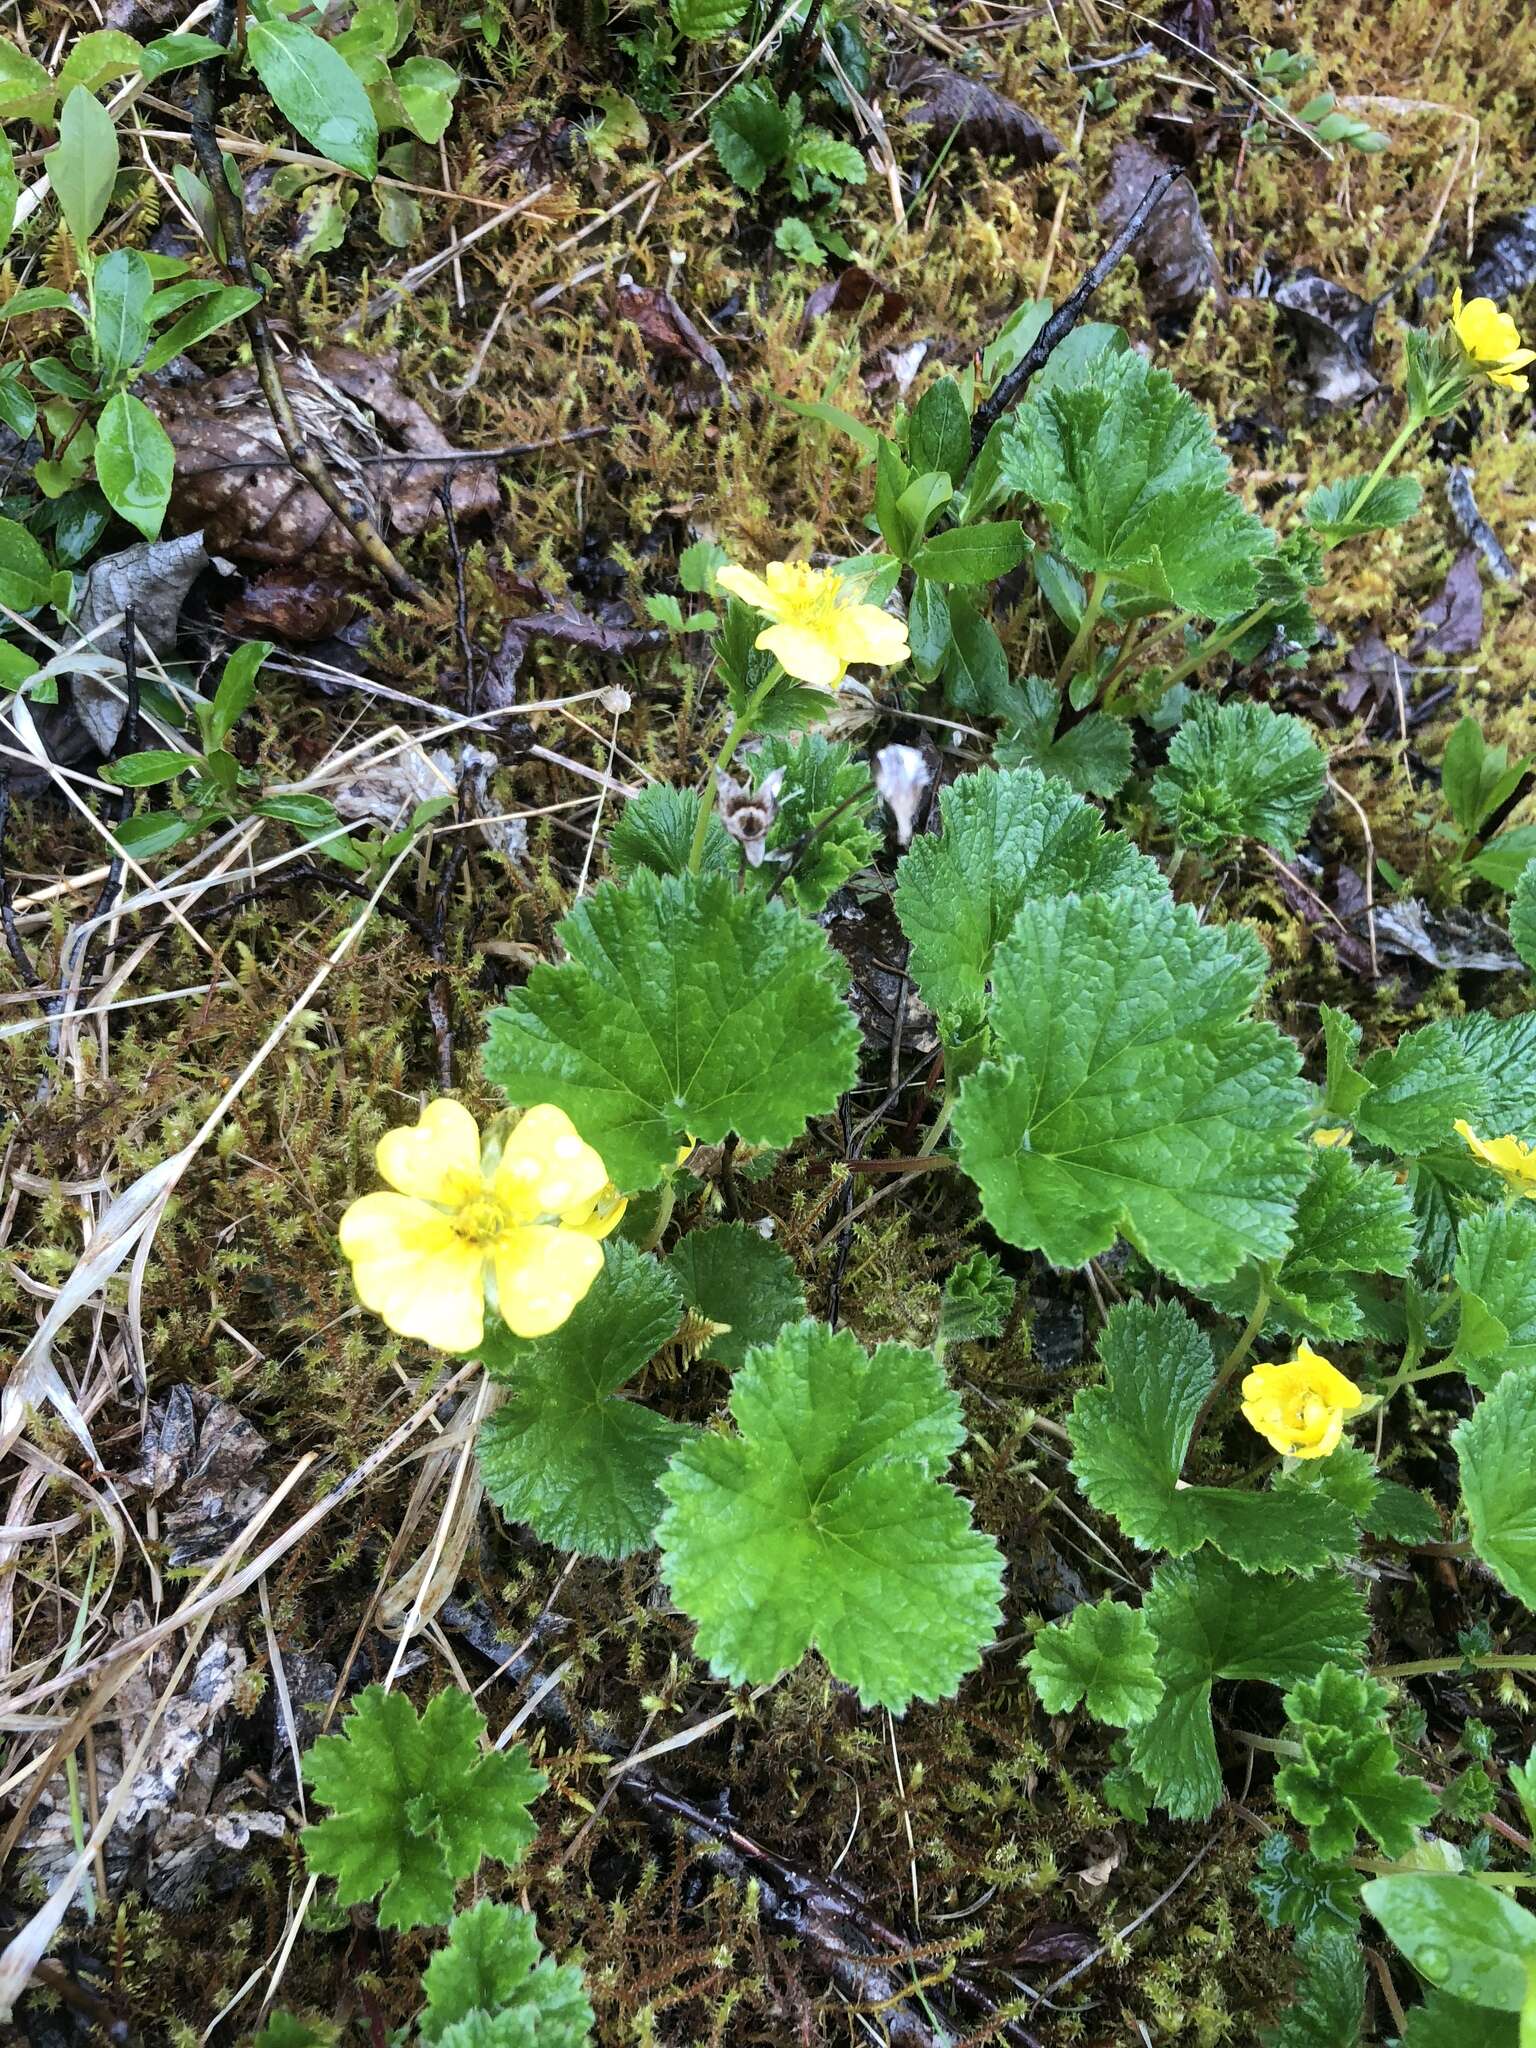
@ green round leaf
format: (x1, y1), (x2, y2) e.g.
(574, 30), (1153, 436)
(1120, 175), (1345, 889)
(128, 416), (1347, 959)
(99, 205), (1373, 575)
(665, 1222), (805, 1368)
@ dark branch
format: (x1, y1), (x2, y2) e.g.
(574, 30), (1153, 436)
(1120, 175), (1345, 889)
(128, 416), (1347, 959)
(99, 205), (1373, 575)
(969, 171), (1176, 453)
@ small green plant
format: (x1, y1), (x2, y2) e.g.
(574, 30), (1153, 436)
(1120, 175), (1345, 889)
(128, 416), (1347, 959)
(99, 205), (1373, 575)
(1250, 48), (1389, 153)
(301, 1685), (547, 1930)
(708, 80), (866, 264)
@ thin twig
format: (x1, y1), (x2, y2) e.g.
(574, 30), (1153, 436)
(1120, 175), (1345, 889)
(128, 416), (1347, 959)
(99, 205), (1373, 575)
(970, 171), (1175, 453)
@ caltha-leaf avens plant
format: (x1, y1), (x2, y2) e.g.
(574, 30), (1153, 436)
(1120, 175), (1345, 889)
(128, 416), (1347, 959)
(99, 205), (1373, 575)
(335, 535), (1008, 1717)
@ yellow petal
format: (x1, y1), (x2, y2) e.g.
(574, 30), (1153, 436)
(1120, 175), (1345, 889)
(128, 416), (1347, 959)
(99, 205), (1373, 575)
(1311, 1127), (1352, 1148)
(1490, 368), (1530, 393)
(375, 1097), (483, 1206)
(716, 564), (775, 613)
(492, 1103), (609, 1223)
(492, 1225), (604, 1338)
(835, 603), (911, 669)
(756, 621), (845, 689)
(339, 1192), (486, 1350)
(563, 1185), (629, 1239)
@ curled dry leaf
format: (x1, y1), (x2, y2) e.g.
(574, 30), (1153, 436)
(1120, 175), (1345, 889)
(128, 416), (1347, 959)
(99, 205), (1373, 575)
(1100, 140), (1225, 323)
(1273, 271), (1379, 408)
(16, 1616), (282, 1910)
(484, 605), (664, 708)
(148, 347), (498, 567)
(616, 275), (736, 406)
(123, 1384), (271, 1568)
(51, 531), (214, 759)
(803, 264), (911, 332)
(225, 568), (362, 643)
(886, 52), (1064, 164)
(1412, 547), (1485, 658)
(1467, 203), (1536, 304)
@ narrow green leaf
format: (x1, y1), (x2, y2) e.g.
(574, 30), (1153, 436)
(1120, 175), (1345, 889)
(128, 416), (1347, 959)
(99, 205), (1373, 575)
(207, 638), (271, 750)
(246, 18), (379, 179)
(0, 514), (54, 610)
(100, 747), (192, 787)
(94, 390), (174, 538)
(46, 86), (121, 250)
(0, 36), (56, 124)
(138, 32), (228, 81)
(910, 519), (1030, 586)
(57, 30), (143, 97)
(140, 284), (261, 376)
(91, 246), (152, 381)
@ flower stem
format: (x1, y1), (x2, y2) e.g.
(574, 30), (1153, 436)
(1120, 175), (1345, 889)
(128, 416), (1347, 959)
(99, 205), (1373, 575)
(1343, 413), (1424, 532)
(1372, 1652), (1536, 1680)
(1219, 1269), (1271, 1385)
(687, 665), (783, 875)
(1053, 573), (1105, 690)
(1159, 598), (1277, 691)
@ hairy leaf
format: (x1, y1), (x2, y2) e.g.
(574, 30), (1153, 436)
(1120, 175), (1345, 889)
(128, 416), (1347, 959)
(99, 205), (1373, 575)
(893, 764), (1157, 1020)
(1026, 1596), (1162, 1726)
(1259, 1931), (1364, 2048)
(935, 1250), (1013, 1352)
(484, 871), (860, 1190)
(955, 891), (1310, 1287)
(1455, 1372), (1536, 1607)
(1068, 1299), (1356, 1571)
(1454, 1204), (1536, 1389)
(656, 1319), (1004, 1710)
(302, 1688), (545, 1930)
(999, 344), (1274, 619)
(708, 81), (790, 192)
(1152, 699), (1325, 858)
(751, 730), (878, 913)
(1274, 1664), (1438, 1858)
(1251, 1833), (1363, 1937)
(665, 1222), (805, 1369)
(1129, 1553), (1368, 1819)
(994, 674), (1132, 798)
(610, 783), (733, 881)
(1353, 1022), (1484, 1157)
(1304, 473), (1422, 544)
(477, 1240), (690, 1560)
(420, 1901), (592, 2045)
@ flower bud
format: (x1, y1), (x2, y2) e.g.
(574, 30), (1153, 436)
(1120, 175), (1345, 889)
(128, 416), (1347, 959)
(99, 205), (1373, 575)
(873, 743), (934, 846)
(716, 766), (786, 867)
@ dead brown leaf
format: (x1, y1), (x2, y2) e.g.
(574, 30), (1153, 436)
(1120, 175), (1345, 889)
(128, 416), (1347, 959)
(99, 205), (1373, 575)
(149, 346), (499, 568)
(16, 1615), (282, 1910)
(886, 53), (1064, 164)
(224, 568), (362, 643)
(1100, 140), (1225, 323)
(615, 276), (736, 407)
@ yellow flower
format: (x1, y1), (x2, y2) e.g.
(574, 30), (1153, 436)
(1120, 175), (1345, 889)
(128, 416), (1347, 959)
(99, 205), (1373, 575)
(338, 1099), (619, 1350)
(716, 558), (910, 691)
(1311, 1127), (1352, 1148)
(1240, 1344), (1364, 1460)
(1451, 288), (1535, 394)
(1455, 1119), (1536, 1198)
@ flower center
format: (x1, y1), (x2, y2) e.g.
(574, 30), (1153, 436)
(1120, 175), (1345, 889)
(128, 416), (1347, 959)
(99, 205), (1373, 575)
(776, 564), (846, 629)
(453, 1194), (514, 1245)
(1285, 1392), (1329, 1439)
